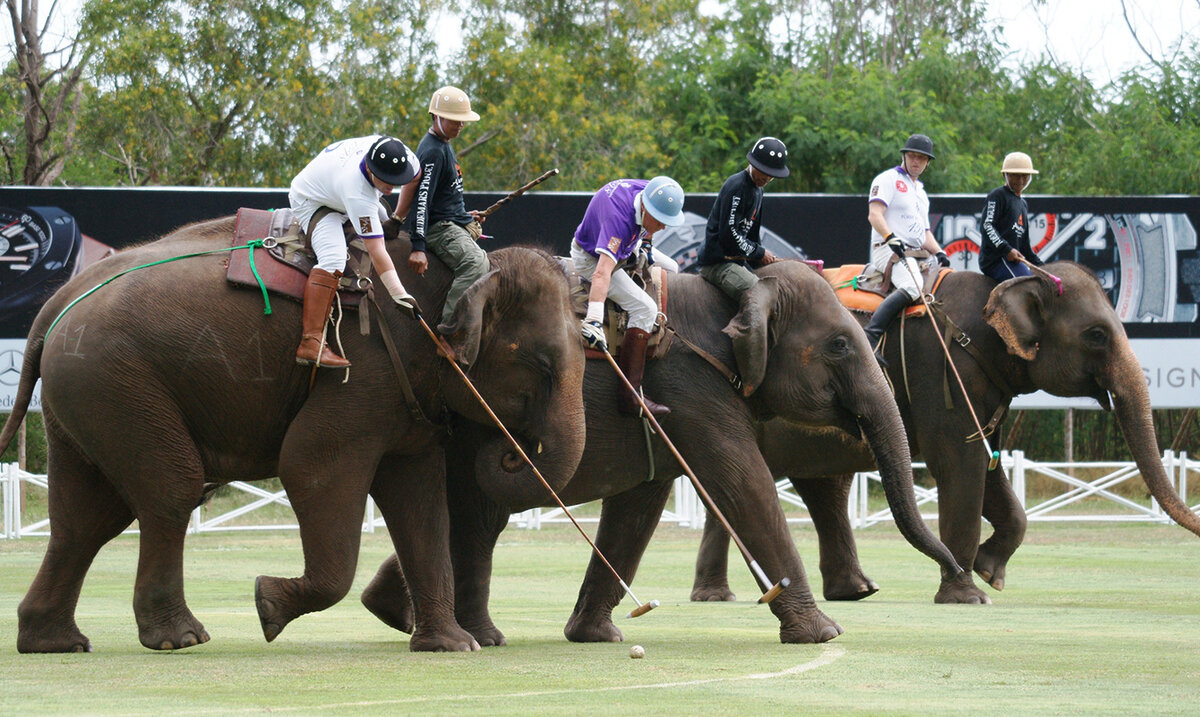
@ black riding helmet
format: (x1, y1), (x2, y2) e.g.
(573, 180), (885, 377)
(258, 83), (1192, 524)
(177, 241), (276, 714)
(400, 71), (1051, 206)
(366, 136), (418, 186)
(747, 136), (789, 178)
(900, 133), (935, 159)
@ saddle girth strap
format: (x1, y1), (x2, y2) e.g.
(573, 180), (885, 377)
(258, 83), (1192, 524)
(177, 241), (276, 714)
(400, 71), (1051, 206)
(367, 290), (436, 429)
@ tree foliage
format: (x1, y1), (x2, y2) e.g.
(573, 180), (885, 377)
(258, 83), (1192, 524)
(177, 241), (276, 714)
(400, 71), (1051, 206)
(0, 0), (1195, 196)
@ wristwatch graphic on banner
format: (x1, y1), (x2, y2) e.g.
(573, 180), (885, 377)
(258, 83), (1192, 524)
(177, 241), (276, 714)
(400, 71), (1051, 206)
(0, 206), (115, 320)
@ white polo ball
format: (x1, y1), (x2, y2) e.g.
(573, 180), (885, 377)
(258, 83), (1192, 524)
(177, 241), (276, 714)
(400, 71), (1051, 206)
(629, 644), (645, 659)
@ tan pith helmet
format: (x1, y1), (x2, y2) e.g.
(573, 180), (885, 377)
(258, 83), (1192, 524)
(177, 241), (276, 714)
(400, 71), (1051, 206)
(429, 86), (480, 122)
(1001, 151), (1039, 175)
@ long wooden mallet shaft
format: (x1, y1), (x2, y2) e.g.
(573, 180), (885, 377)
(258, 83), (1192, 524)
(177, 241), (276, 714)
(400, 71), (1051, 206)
(414, 315), (658, 618)
(477, 169), (560, 219)
(1017, 257), (1063, 295)
(897, 259), (1001, 470)
(598, 349), (789, 604)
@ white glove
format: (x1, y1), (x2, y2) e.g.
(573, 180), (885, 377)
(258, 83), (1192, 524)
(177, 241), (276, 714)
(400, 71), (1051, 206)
(581, 319), (607, 352)
(393, 291), (421, 320)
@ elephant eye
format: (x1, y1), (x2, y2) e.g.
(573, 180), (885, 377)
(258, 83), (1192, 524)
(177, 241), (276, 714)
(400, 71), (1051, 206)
(828, 335), (850, 357)
(1083, 326), (1108, 348)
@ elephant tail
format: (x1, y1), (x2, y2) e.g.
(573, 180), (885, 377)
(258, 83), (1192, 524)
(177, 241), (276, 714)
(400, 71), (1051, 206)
(0, 331), (45, 455)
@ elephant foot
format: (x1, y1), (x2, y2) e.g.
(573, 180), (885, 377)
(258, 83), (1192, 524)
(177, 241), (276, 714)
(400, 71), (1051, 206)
(934, 571), (992, 605)
(564, 610), (624, 643)
(409, 624), (481, 652)
(137, 615), (210, 651)
(360, 579), (414, 635)
(822, 573), (880, 602)
(16, 612), (94, 654)
(459, 617), (507, 647)
(973, 546), (1008, 591)
(690, 583), (737, 602)
(255, 575), (300, 642)
(780, 609), (844, 643)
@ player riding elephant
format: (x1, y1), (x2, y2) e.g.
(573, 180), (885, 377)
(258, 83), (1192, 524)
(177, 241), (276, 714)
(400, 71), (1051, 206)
(358, 260), (977, 646)
(0, 215), (586, 653)
(689, 261), (1200, 604)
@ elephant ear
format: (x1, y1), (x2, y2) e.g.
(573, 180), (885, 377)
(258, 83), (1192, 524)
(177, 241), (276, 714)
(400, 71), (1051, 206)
(721, 276), (779, 397)
(438, 269), (501, 370)
(983, 275), (1048, 361)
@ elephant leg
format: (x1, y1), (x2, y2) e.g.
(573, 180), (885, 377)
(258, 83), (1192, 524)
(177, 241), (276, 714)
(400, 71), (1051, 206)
(564, 477), (674, 643)
(255, 431), (377, 643)
(17, 438), (133, 653)
(690, 512), (736, 602)
(974, 464), (1027, 591)
(368, 451), (480, 652)
(117, 427), (210, 650)
(792, 476), (879, 601)
(446, 460), (512, 647)
(713, 461), (842, 643)
(360, 553), (413, 635)
(920, 436), (992, 605)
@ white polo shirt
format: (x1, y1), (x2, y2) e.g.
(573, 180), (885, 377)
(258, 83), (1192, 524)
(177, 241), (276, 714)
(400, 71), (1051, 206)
(868, 165), (930, 250)
(290, 135), (389, 239)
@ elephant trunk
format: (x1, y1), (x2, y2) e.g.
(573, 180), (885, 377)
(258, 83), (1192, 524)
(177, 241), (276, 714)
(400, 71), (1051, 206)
(474, 390), (586, 512)
(855, 386), (965, 579)
(1108, 343), (1200, 537)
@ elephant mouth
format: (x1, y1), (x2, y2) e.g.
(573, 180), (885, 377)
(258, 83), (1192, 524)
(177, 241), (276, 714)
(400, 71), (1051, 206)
(500, 434), (543, 473)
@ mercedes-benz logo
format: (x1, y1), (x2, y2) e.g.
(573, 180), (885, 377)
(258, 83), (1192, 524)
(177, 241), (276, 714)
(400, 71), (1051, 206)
(0, 349), (23, 386)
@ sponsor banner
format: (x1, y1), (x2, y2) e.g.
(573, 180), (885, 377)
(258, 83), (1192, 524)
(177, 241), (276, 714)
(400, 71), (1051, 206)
(0, 339), (40, 412)
(1012, 338), (1200, 409)
(0, 187), (1197, 410)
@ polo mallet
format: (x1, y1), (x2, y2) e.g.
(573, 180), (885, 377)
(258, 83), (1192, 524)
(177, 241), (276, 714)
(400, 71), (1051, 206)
(897, 258), (1001, 470)
(477, 168), (560, 219)
(1018, 257), (1063, 295)
(597, 348), (790, 604)
(414, 314), (659, 618)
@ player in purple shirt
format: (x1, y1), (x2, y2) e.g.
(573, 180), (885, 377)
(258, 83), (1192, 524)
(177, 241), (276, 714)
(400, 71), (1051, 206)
(571, 176), (685, 417)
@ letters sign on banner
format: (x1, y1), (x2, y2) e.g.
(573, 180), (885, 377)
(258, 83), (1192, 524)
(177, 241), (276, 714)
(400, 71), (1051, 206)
(0, 187), (1197, 411)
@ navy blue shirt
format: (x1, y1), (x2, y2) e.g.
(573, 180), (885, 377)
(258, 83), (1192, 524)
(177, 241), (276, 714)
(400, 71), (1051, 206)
(405, 131), (474, 252)
(978, 185), (1043, 271)
(699, 169), (765, 267)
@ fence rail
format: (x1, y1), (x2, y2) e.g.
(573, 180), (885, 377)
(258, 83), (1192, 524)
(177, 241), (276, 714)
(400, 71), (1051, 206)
(2, 450), (1196, 539)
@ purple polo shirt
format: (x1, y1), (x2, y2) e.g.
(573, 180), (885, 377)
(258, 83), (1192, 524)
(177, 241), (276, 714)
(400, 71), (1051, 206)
(573, 179), (648, 262)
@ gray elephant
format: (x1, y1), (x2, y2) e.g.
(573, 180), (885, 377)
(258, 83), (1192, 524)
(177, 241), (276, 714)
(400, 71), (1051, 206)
(0, 216), (586, 653)
(359, 260), (976, 646)
(690, 262), (1200, 604)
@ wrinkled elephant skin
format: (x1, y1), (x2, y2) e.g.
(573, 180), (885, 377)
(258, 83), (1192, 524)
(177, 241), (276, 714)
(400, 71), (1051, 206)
(691, 262), (1200, 604)
(0, 216), (585, 653)
(361, 262), (969, 645)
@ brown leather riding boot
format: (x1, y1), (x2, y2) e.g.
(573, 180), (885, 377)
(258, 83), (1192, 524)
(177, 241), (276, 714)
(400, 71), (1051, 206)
(295, 268), (351, 368)
(617, 328), (670, 417)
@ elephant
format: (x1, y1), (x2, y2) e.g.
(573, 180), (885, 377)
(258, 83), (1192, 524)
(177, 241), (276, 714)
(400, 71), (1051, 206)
(689, 261), (1200, 604)
(357, 260), (978, 647)
(0, 215), (586, 653)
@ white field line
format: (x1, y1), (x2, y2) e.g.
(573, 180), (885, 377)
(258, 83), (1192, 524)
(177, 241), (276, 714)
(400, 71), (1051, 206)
(179, 645), (847, 714)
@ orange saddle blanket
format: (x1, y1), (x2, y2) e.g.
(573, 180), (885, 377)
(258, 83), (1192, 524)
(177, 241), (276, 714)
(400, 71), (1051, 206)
(823, 264), (952, 317)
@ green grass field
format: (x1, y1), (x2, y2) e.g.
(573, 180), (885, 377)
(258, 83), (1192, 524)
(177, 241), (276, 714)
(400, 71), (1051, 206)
(2, 522), (1198, 715)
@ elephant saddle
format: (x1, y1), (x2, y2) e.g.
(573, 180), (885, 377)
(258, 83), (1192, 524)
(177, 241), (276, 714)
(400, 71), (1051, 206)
(225, 207), (368, 309)
(824, 263), (953, 318)
(569, 262), (672, 361)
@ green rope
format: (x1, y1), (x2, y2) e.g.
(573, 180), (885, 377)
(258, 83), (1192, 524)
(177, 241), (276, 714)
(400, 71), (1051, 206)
(45, 239), (272, 338)
(832, 276), (859, 290)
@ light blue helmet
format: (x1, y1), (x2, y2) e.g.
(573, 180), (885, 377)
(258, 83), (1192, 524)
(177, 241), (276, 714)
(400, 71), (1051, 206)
(640, 176), (685, 227)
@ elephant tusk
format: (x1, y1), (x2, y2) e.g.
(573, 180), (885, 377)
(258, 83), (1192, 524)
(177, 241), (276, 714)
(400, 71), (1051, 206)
(537, 441), (544, 455)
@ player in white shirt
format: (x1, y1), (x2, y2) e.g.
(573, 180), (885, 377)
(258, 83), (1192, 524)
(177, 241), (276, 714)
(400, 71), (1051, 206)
(289, 135), (421, 368)
(861, 133), (950, 365)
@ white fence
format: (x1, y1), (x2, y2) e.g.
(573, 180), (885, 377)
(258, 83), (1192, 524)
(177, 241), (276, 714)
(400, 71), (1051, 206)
(3, 450), (1197, 539)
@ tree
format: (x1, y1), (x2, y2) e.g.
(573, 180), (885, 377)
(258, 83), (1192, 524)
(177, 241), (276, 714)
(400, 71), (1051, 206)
(2, 0), (93, 185)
